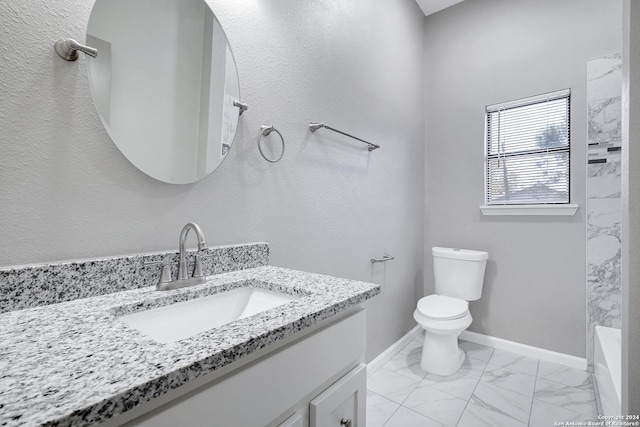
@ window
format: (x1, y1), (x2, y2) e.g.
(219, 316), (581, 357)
(485, 89), (571, 207)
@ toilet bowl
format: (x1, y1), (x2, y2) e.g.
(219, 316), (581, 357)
(414, 247), (488, 376)
(413, 294), (472, 375)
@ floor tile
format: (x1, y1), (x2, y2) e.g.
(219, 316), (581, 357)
(534, 377), (598, 418)
(459, 354), (489, 372)
(400, 335), (424, 361)
(481, 364), (537, 397)
(366, 338), (598, 427)
(421, 356), (485, 400)
(470, 381), (533, 424)
(367, 368), (420, 404)
(458, 357), (487, 374)
(422, 373), (480, 402)
(537, 360), (594, 389)
(402, 383), (468, 427)
(459, 340), (494, 362)
(383, 406), (445, 427)
(529, 398), (596, 427)
(382, 352), (428, 382)
(457, 400), (528, 427)
(365, 391), (399, 427)
(488, 349), (539, 376)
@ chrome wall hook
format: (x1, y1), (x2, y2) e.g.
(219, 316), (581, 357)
(233, 100), (249, 115)
(54, 38), (98, 61)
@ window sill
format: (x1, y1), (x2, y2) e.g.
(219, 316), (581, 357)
(479, 204), (579, 216)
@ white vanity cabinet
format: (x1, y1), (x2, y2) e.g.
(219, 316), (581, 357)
(105, 308), (368, 427)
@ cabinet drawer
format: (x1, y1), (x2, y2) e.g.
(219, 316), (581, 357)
(310, 364), (366, 427)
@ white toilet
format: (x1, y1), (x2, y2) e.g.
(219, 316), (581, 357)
(413, 247), (488, 376)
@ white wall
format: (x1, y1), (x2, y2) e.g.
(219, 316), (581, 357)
(424, 0), (621, 357)
(0, 0), (425, 361)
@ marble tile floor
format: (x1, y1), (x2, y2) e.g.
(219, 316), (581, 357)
(367, 333), (598, 427)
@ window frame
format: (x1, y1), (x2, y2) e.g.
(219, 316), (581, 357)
(480, 89), (578, 216)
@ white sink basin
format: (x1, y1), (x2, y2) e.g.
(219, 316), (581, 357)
(119, 287), (300, 344)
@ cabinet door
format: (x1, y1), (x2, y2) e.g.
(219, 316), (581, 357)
(310, 364), (366, 427)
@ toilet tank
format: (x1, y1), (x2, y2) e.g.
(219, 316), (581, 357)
(433, 247), (488, 301)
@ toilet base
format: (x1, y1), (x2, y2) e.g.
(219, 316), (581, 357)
(413, 306), (472, 376)
(420, 340), (465, 377)
(419, 329), (467, 376)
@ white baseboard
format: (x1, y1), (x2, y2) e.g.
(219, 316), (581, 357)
(460, 330), (588, 371)
(367, 326), (422, 377)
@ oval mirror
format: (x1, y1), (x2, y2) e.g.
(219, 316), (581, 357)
(86, 0), (241, 184)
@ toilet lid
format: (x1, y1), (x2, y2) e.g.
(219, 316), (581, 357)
(417, 295), (469, 320)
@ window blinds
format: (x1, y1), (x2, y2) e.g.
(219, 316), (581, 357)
(486, 90), (571, 205)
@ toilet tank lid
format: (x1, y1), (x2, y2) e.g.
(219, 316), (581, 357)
(432, 247), (488, 261)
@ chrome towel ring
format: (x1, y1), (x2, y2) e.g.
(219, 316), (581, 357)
(258, 125), (285, 163)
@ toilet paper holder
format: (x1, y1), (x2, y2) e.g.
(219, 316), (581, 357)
(371, 253), (395, 264)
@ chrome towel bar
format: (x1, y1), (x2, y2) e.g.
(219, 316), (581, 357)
(309, 123), (380, 151)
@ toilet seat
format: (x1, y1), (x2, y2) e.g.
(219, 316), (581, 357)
(417, 294), (469, 321)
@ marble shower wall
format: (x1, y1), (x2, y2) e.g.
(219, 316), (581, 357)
(586, 53), (622, 370)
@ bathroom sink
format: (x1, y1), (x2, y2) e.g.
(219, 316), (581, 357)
(119, 286), (300, 343)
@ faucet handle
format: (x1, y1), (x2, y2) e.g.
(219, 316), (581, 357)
(143, 258), (172, 285)
(193, 253), (215, 278)
(159, 260), (172, 284)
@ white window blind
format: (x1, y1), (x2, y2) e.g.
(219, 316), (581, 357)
(486, 90), (571, 205)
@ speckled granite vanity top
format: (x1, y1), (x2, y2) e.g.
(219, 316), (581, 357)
(0, 266), (380, 426)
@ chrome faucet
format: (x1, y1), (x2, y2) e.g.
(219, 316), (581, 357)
(177, 222), (207, 280)
(144, 222), (211, 291)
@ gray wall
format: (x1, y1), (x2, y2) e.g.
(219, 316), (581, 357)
(0, 0), (425, 361)
(424, 0), (621, 357)
(622, 0), (640, 414)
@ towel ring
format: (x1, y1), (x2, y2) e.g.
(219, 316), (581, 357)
(258, 125), (285, 163)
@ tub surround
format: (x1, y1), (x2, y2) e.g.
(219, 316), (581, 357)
(594, 325), (621, 415)
(586, 53), (623, 370)
(0, 242), (268, 314)
(0, 245), (380, 426)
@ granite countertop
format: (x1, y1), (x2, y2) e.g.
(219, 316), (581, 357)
(0, 266), (380, 426)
